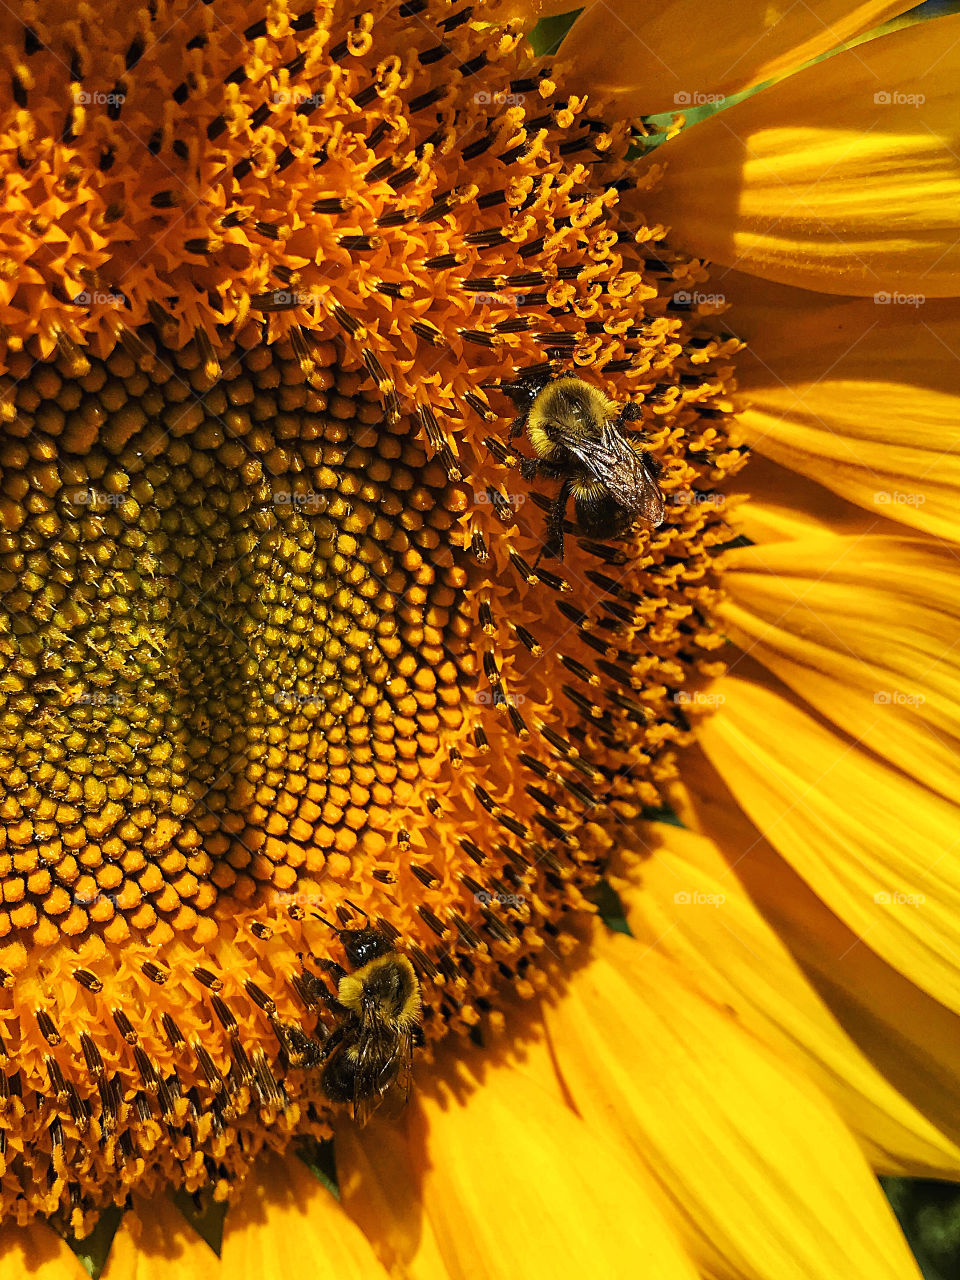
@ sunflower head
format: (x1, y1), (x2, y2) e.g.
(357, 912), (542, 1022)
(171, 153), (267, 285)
(0, 0), (744, 1236)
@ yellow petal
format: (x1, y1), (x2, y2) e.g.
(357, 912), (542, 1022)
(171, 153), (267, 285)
(0, 1218), (87, 1280)
(102, 1195), (215, 1280)
(640, 15), (960, 294)
(722, 272), (960, 538)
(408, 1051), (698, 1280)
(337, 1114), (451, 1280)
(546, 927), (924, 1280)
(682, 766), (960, 1158)
(720, 533), (960, 803)
(615, 820), (960, 1175)
(559, 0), (916, 117)
(499, 0), (587, 21)
(220, 1151), (390, 1280)
(724, 452), (893, 545)
(697, 672), (960, 1019)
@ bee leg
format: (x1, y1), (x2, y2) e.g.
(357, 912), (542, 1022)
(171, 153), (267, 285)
(537, 478), (573, 562)
(616, 400), (643, 428)
(518, 455), (540, 480)
(314, 958), (348, 983)
(509, 411), (530, 440)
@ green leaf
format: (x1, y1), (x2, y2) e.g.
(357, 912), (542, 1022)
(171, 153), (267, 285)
(528, 10), (581, 57)
(592, 879), (632, 936)
(62, 1205), (124, 1280)
(170, 1187), (228, 1257)
(294, 1134), (340, 1200)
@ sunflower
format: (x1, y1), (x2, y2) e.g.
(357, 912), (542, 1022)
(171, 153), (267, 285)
(1, 0), (958, 1276)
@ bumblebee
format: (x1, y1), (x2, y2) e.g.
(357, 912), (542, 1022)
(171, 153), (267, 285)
(315, 919), (423, 1124)
(502, 368), (665, 559)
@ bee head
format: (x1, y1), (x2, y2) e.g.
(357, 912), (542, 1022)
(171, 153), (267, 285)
(339, 926), (393, 969)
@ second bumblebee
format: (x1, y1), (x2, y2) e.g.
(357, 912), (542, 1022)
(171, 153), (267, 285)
(503, 369), (665, 560)
(316, 921), (423, 1124)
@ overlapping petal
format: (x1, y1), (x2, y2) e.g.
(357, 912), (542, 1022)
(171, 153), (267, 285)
(718, 272), (960, 539)
(679, 768), (960, 1156)
(219, 1152), (391, 1280)
(697, 673), (960, 1020)
(554, 0), (917, 116)
(613, 820), (960, 1175)
(398, 1054), (699, 1280)
(102, 1195), (214, 1280)
(0, 1220), (86, 1280)
(640, 15), (960, 294)
(719, 533), (960, 802)
(545, 925), (925, 1280)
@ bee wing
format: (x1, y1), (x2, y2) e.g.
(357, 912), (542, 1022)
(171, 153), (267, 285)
(350, 1009), (407, 1124)
(549, 421), (665, 528)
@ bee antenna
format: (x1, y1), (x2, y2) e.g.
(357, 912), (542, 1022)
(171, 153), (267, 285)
(310, 912), (339, 932)
(344, 899), (369, 922)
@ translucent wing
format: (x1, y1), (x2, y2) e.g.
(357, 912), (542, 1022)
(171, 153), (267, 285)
(349, 1008), (412, 1125)
(547, 420), (664, 527)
